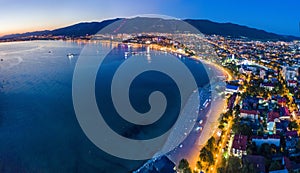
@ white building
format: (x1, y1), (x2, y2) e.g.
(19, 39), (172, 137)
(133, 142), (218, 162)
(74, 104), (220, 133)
(252, 135), (280, 147)
(282, 66), (299, 81)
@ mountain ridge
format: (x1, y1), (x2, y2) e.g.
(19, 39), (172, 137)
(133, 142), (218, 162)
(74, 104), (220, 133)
(1, 18), (299, 41)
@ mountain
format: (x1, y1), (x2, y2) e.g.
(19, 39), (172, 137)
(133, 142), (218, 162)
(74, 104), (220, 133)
(98, 17), (200, 34)
(0, 18), (121, 39)
(1, 18), (299, 41)
(50, 18), (120, 37)
(0, 30), (50, 40)
(184, 19), (299, 41)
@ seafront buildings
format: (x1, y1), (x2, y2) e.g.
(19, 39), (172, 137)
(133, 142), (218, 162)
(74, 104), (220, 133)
(203, 35), (300, 173)
(122, 33), (300, 173)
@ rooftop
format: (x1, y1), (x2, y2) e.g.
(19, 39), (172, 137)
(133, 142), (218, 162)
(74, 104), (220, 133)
(232, 134), (248, 151)
(243, 155), (266, 173)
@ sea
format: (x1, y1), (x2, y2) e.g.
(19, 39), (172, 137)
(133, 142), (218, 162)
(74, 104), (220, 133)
(0, 40), (210, 173)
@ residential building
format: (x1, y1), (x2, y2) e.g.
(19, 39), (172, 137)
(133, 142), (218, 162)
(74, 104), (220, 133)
(231, 134), (248, 157)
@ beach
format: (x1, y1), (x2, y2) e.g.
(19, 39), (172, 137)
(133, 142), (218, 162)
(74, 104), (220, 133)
(168, 58), (231, 169)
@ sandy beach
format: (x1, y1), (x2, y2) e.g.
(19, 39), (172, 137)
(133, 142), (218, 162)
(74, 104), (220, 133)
(168, 58), (231, 169)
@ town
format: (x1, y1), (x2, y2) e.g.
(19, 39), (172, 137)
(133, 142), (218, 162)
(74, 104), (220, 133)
(119, 33), (300, 173)
(189, 35), (300, 173)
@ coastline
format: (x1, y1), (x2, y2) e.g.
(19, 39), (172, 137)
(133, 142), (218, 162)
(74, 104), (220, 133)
(1, 39), (232, 170)
(169, 56), (231, 169)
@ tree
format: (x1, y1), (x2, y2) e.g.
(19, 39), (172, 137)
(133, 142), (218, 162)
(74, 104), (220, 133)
(269, 161), (283, 171)
(246, 142), (257, 155)
(288, 121), (298, 130)
(240, 124), (253, 136)
(233, 105), (240, 115)
(260, 143), (272, 159)
(218, 124), (225, 130)
(232, 123), (253, 137)
(184, 167), (192, 173)
(226, 157), (242, 173)
(207, 137), (216, 151)
(196, 161), (203, 170)
(200, 147), (214, 165)
(218, 167), (226, 173)
(178, 159), (192, 173)
(296, 140), (300, 150)
(241, 160), (256, 173)
(270, 144), (278, 155)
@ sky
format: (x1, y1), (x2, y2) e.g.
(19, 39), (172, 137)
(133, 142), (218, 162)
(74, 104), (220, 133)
(1, 0), (300, 36)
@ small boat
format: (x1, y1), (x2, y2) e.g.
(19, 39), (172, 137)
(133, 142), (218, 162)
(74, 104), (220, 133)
(67, 53), (74, 59)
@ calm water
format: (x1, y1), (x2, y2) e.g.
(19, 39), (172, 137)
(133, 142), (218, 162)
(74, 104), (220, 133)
(0, 41), (209, 173)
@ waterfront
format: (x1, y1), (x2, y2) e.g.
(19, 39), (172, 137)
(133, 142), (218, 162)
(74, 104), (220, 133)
(0, 40), (217, 172)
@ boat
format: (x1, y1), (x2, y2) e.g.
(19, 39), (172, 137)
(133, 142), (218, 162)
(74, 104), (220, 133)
(67, 53), (74, 59)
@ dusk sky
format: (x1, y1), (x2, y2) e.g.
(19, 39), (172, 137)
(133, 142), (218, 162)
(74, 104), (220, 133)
(1, 0), (300, 36)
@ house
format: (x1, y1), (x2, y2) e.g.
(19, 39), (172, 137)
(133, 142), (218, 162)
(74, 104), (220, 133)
(268, 111), (280, 122)
(243, 155), (266, 173)
(260, 69), (266, 79)
(295, 100), (300, 111)
(227, 93), (237, 110)
(275, 122), (284, 134)
(268, 100), (278, 111)
(231, 134), (248, 158)
(267, 111), (280, 134)
(279, 106), (290, 120)
(267, 122), (276, 134)
(287, 80), (297, 88)
(133, 155), (176, 173)
(271, 77), (279, 83)
(241, 96), (259, 110)
(251, 135), (281, 147)
(282, 66), (298, 81)
(240, 109), (259, 120)
(225, 84), (239, 94)
(277, 98), (287, 107)
(285, 131), (299, 154)
(261, 83), (275, 91)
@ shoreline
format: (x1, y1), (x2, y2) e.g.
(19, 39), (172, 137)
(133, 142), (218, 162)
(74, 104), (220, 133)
(169, 57), (231, 169)
(1, 39), (232, 169)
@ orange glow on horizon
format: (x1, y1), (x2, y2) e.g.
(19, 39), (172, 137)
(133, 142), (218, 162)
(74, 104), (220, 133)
(0, 26), (61, 37)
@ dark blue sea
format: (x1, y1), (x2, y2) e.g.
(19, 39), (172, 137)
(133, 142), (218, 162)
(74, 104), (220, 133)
(0, 41), (210, 173)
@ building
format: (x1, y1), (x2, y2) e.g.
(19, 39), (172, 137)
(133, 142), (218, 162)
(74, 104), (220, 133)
(251, 135), (281, 147)
(267, 111), (280, 134)
(243, 155), (266, 173)
(260, 83), (275, 91)
(282, 66), (298, 81)
(287, 80), (297, 88)
(240, 109), (259, 120)
(231, 134), (248, 157)
(225, 84), (239, 94)
(241, 96), (259, 110)
(277, 98), (287, 107)
(260, 69), (266, 79)
(285, 131), (299, 154)
(227, 93), (237, 110)
(279, 106), (290, 120)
